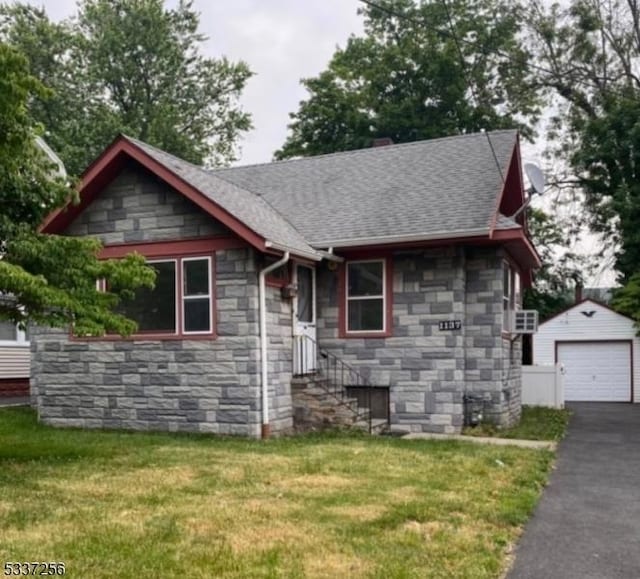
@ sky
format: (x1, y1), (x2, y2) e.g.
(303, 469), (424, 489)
(27, 0), (364, 165)
(24, 0), (616, 286)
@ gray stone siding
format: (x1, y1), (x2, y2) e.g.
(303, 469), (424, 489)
(264, 284), (294, 434)
(32, 248), (266, 437)
(33, 164), (299, 437)
(316, 246), (521, 434)
(464, 247), (521, 427)
(317, 248), (466, 434)
(65, 166), (228, 243)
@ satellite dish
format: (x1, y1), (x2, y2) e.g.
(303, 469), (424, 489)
(524, 163), (545, 195)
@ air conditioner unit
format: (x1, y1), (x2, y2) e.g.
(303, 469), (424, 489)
(511, 310), (538, 334)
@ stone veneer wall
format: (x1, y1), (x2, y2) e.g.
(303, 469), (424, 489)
(316, 245), (521, 434)
(32, 165), (296, 437)
(31, 248), (265, 436)
(464, 247), (521, 427)
(316, 247), (467, 434)
(264, 284), (294, 434)
(65, 164), (227, 243)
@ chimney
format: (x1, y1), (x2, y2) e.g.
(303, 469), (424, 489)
(372, 137), (394, 147)
(575, 283), (583, 304)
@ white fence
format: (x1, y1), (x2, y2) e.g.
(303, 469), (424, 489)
(522, 365), (564, 408)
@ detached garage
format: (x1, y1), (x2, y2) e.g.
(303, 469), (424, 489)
(534, 299), (639, 403)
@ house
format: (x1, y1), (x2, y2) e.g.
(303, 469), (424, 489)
(0, 138), (66, 400)
(31, 130), (540, 437)
(0, 320), (30, 398)
(534, 298), (639, 403)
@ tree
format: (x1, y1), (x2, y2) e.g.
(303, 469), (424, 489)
(525, 0), (640, 283)
(276, 0), (540, 159)
(0, 42), (154, 336)
(0, 0), (252, 176)
(612, 272), (640, 332)
(523, 208), (583, 320)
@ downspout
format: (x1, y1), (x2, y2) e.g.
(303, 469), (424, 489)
(258, 251), (290, 439)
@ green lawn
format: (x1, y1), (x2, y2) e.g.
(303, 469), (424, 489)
(463, 406), (572, 441)
(0, 408), (554, 578)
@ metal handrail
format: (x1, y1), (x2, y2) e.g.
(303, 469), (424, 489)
(293, 334), (387, 433)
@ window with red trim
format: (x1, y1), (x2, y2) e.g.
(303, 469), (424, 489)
(345, 259), (388, 334)
(503, 262), (522, 332)
(114, 255), (214, 337)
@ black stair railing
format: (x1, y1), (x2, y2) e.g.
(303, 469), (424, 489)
(293, 334), (389, 433)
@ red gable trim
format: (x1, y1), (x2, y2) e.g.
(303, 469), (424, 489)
(40, 136), (268, 252)
(98, 236), (246, 259)
(489, 136), (526, 237)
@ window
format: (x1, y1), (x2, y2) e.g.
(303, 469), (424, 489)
(115, 256), (213, 336)
(503, 262), (521, 332)
(345, 259), (388, 334)
(182, 257), (213, 333)
(0, 320), (28, 345)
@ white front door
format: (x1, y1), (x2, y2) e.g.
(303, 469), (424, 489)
(293, 264), (317, 375)
(558, 342), (631, 402)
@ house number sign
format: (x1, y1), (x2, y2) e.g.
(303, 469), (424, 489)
(438, 320), (462, 331)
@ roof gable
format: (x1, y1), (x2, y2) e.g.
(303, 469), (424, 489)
(41, 136), (320, 260)
(540, 298), (633, 326)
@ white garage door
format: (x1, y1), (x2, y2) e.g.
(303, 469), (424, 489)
(558, 342), (631, 402)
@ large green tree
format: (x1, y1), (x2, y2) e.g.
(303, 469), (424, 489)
(526, 0), (640, 283)
(0, 42), (153, 335)
(0, 0), (252, 176)
(276, 0), (540, 159)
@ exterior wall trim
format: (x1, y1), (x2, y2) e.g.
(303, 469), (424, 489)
(99, 236), (246, 259)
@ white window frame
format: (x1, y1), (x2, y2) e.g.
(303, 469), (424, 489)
(503, 262), (522, 332)
(346, 259), (387, 334)
(181, 256), (213, 335)
(0, 322), (28, 347)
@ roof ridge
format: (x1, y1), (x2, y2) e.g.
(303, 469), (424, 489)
(213, 129), (518, 173)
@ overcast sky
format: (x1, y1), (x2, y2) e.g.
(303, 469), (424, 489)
(25, 0), (364, 165)
(23, 0), (615, 285)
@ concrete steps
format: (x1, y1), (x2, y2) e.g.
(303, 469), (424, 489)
(292, 375), (380, 433)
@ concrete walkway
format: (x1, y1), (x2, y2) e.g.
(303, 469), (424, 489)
(508, 403), (640, 579)
(0, 396), (30, 407)
(403, 432), (556, 450)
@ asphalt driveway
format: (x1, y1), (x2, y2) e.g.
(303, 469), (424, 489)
(508, 403), (640, 579)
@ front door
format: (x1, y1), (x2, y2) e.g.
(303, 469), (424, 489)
(293, 264), (316, 375)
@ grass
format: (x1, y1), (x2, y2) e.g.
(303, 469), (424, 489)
(463, 406), (572, 441)
(0, 408), (555, 578)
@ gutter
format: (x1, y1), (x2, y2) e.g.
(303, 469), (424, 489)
(311, 228), (490, 249)
(265, 240), (321, 262)
(258, 251), (290, 439)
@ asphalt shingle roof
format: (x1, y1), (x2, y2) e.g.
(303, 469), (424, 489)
(213, 130), (518, 248)
(125, 136), (319, 258)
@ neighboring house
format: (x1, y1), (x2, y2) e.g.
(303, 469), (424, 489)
(32, 130), (540, 437)
(534, 298), (640, 403)
(0, 138), (65, 399)
(0, 321), (30, 397)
